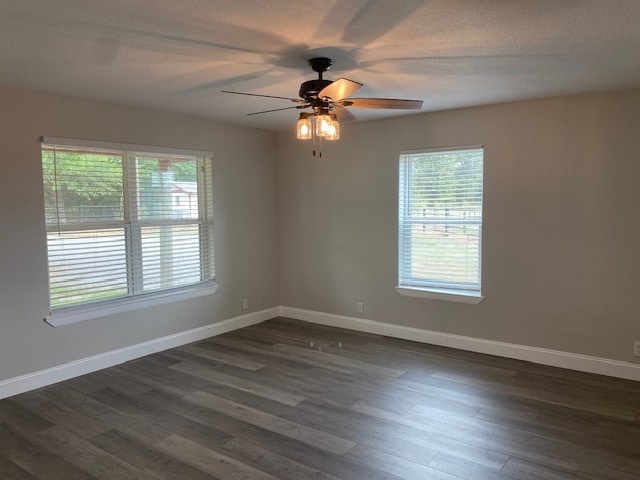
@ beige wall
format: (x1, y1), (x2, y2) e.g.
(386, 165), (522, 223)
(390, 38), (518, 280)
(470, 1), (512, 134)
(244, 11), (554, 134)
(0, 86), (279, 381)
(277, 89), (640, 363)
(2, 85), (639, 384)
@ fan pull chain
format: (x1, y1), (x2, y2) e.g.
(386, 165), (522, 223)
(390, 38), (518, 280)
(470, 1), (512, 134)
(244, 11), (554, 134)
(308, 115), (326, 157)
(312, 125), (317, 156)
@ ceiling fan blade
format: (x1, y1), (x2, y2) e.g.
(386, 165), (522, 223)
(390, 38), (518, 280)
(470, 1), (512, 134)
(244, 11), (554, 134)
(246, 105), (309, 116)
(332, 105), (356, 123)
(318, 78), (363, 101)
(340, 98), (423, 110)
(222, 90), (302, 102)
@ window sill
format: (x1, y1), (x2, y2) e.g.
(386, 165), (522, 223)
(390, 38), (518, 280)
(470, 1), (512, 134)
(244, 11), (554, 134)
(45, 284), (218, 327)
(395, 286), (484, 305)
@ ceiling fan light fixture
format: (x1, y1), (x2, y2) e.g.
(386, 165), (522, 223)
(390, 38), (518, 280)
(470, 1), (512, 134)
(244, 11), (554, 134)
(296, 112), (313, 140)
(315, 112), (334, 138)
(325, 114), (340, 141)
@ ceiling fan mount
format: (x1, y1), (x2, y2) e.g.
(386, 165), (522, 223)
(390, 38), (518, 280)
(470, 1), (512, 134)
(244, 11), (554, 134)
(308, 57), (333, 75)
(299, 57), (333, 104)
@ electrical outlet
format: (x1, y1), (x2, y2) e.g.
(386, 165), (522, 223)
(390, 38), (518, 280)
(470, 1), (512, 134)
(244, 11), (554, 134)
(242, 298), (248, 311)
(260, 294), (266, 306)
(634, 341), (640, 357)
(357, 302), (364, 314)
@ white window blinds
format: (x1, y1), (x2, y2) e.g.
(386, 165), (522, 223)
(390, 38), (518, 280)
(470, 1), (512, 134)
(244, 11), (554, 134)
(42, 138), (214, 313)
(399, 146), (483, 294)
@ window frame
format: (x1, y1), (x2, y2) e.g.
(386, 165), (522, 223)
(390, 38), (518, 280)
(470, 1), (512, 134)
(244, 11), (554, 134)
(41, 137), (217, 326)
(396, 145), (484, 305)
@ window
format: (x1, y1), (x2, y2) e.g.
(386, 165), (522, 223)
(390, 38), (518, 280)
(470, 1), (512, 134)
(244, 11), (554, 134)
(41, 137), (215, 325)
(398, 146), (484, 304)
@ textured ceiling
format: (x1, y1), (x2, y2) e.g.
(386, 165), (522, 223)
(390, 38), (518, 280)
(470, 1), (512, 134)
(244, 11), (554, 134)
(1, 0), (640, 131)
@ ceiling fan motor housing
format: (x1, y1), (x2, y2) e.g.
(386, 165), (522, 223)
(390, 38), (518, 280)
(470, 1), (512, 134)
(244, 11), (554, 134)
(299, 79), (333, 102)
(299, 57), (334, 103)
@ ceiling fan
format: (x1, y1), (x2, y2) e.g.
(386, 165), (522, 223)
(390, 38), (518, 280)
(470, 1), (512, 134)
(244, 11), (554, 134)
(222, 57), (423, 143)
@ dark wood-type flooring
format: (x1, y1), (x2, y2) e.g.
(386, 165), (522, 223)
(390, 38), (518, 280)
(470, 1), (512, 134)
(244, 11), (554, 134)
(1, 317), (639, 479)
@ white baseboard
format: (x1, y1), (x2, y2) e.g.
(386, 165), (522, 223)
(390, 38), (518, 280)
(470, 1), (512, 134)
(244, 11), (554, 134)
(3, 305), (637, 400)
(279, 306), (640, 382)
(0, 307), (278, 400)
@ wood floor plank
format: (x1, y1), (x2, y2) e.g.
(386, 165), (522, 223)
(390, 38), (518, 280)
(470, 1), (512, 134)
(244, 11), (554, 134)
(359, 342), (519, 378)
(297, 397), (510, 470)
(170, 360), (306, 405)
(41, 386), (171, 445)
(251, 318), (382, 345)
(220, 437), (344, 480)
(188, 341), (321, 379)
(31, 426), (159, 480)
(319, 366), (537, 419)
(269, 343), (407, 377)
(177, 344), (266, 370)
(231, 356), (488, 420)
(429, 370), (637, 421)
(13, 391), (109, 439)
(155, 434), (279, 480)
(0, 398), (54, 433)
(428, 452), (521, 480)
(226, 326), (335, 350)
(513, 370), (640, 408)
(371, 336), (568, 379)
(473, 403), (640, 459)
(89, 429), (218, 480)
(0, 451), (39, 480)
(0, 423), (96, 480)
(345, 443), (465, 480)
(205, 336), (358, 375)
(114, 360), (206, 396)
(534, 408), (640, 452)
(86, 387), (234, 451)
(307, 341), (440, 376)
(184, 390), (358, 455)
(63, 369), (151, 396)
(502, 457), (582, 480)
(351, 400), (580, 472)
(474, 405), (539, 423)
(156, 435), (278, 480)
(317, 385), (420, 413)
(134, 353), (182, 368)
(172, 352), (417, 415)
(400, 370), (630, 424)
